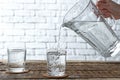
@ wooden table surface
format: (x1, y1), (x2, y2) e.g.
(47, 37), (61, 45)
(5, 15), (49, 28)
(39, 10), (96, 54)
(1, 60), (120, 80)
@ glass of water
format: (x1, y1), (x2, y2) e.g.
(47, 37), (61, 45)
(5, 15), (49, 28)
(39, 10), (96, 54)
(7, 48), (27, 73)
(47, 49), (66, 76)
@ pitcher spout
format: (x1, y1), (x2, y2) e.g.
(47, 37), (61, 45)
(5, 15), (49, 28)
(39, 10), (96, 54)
(62, 21), (73, 27)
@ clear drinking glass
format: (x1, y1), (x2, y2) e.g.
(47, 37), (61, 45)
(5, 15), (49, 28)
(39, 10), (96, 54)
(62, 0), (120, 57)
(7, 48), (27, 73)
(47, 49), (66, 76)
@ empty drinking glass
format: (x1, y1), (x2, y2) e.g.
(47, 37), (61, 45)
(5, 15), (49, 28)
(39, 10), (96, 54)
(6, 44), (28, 73)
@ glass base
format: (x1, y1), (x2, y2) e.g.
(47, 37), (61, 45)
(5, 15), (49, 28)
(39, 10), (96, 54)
(103, 42), (120, 57)
(43, 73), (68, 79)
(48, 72), (65, 76)
(6, 68), (29, 74)
(111, 42), (120, 57)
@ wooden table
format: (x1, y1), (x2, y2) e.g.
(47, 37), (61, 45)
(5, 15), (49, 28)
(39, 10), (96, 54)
(1, 60), (120, 80)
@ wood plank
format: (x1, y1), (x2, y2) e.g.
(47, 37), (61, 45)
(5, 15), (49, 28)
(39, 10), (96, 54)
(0, 60), (120, 79)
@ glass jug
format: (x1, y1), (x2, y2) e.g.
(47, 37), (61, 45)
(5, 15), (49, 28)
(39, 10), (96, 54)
(62, 0), (120, 57)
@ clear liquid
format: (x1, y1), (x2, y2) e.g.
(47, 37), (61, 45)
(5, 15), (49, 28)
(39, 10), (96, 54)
(57, 25), (62, 49)
(48, 64), (65, 76)
(47, 51), (66, 76)
(63, 21), (119, 57)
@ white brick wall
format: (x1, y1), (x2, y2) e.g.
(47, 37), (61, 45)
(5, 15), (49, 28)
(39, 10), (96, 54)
(0, 0), (120, 61)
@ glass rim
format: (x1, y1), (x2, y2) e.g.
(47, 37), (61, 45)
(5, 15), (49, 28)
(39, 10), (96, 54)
(47, 48), (66, 55)
(47, 48), (66, 51)
(63, 0), (91, 23)
(7, 48), (26, 52)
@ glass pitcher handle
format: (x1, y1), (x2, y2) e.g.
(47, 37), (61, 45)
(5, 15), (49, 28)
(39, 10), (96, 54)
(107, 15), (117, 30)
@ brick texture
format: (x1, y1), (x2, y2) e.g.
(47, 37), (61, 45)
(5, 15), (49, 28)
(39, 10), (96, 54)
(0, 0), (120, 61)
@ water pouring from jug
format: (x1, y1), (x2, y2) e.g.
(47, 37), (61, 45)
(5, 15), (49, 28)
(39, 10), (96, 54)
(62, 0), (120, 57)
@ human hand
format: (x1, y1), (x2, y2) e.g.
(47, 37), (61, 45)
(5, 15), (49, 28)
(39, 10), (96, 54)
(97, 0), (120, 19)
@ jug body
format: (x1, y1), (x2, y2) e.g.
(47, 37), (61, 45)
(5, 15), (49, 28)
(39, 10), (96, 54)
(63, 0), (120, 57)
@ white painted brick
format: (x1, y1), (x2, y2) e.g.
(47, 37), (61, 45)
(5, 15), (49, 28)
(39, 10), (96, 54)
(56, 36), (76, 43)
(47, 43), (57, 49)
(49, 28), (67, 36)
(60, 29), (67, 36)
(75, 49), (96, 55)
(66, 49), (75, 55)
(2, 55), (7, 60)
(3, 28), (13, 36)
(35, 23), (55, 29)
(0, 10), (14, 16)
(24, 4), (45, 10)
(36, 0), (56, 4)
(11, 36), (21, 42)
(15, 10), (35, 16)
(0, 0), (35, 4)
(35, 49), (46, 55)
(56, 10), (67, 17)
(0, 36), (13, 42)
(0, 23), (9, 35)
(86, 43), (93, 49)
(2, 16), (24, 23)
(14, 23), (35, 29)
(55, 23), (65, 29)
(25, 30), (35, 36)
(36, 10), (56, 17)
(0, 32), (3, 36)
(66, 29), (78, 36)
(22, 36), (35, 42)
(67, 55), (86, 60)
(0, 17), (2, 23)
(4, 42), (25, 49)
(0, 23), (14, 29)
(0, 0), (11, 3)
(0, 55), (3, 60)
(16, 0), (35, 3)
(45, 4), (60, 10)
(46, 30), (59, 36)
(26, 55), (46, 60)
(12, 30), (25, 36)
(24, 17), (46, 23)
(26, 49), (35, 55)
(0, 0), (24, 4)
(76, 37), (86, 43)
(0, 43), (4, 49)
(13, 36), (35, 42)
(46, 17), (59, 23)
(67, 43), (86, 49)
(47, 43), (67, 49)
(34, 30), (46, 36)
(1, 3), (23, 10)
(1, 0), (35, 4)
(26, 43), (46, 49)
(4, 29), (24, 36)
(35, 36), (55, 43)
(57, 0), (77, 4)
(58, 42), (67, 49)
(60, 4), (70, 11)
(0, 49), (7, 56)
